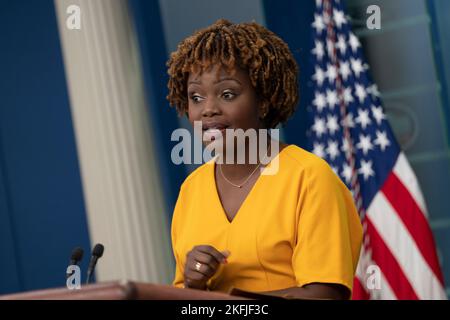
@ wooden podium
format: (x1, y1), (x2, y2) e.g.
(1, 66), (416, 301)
(0, 281), (251, 300)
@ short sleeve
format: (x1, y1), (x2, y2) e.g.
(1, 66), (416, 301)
(292, 160), (363, 295)
(171, 185), (186, 288)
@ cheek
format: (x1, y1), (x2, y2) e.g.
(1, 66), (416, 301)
(187, 104), (199, 122)
(229, 100), (260, 127)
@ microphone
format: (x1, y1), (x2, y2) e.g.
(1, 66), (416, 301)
(86, 243), (104, 284)
(67, 247), (84, 279)
(70, 247), (84, 265)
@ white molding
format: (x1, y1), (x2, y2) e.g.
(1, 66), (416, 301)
(54, 0), (173, 284)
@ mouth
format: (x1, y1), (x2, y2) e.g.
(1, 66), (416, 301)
(202, 122), (229, 141)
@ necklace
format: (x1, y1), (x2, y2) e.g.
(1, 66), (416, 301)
(218, 146), (271, 188)
(219, 162), (262, 188)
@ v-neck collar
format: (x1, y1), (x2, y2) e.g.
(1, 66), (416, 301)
(208, 144), (292, 225)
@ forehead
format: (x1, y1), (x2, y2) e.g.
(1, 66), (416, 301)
(187, 64), (249, 84)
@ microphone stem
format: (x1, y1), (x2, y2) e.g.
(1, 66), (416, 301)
(86, 271), (92, 284)
(86, 258), (97, 284)
(66, 260), (78, 279)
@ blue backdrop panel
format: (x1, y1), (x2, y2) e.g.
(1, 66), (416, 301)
(0, 0), (91, 294)
(262, 0), (315, 148)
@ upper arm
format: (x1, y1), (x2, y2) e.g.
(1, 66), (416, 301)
(292, 160), (363, 296)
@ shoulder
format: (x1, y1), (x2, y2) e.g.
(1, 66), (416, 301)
(280, 145), (348, 195)
(179, 160), (214, 193)
(281, 145), (335, 176)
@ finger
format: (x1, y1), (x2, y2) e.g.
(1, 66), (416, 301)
(184, 277), (209, 290)
(187, 259), (216, 278)
(194, 245), (228, 263)
(184, 277), (206, 290)
(185, 268), (209, 282)
(191, 251), (220, 270)
(186, 251), (219, 273)
(185, 251), (216, 281)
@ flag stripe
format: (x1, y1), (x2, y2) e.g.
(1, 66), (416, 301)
(309, 0), (445, 299)
(365, 216), (419, 299)
(378, 270), (396, 300)
(368, 193), (447, 299)
(381, 170), (445, 285)
(393, 153), (428, 215)
(354, 252), (397, 299)
(352, 276), (370, 300)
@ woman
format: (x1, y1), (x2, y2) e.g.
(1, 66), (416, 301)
(166, 19), (363, 300)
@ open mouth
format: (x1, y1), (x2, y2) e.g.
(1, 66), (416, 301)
(202, 123), (229, 141)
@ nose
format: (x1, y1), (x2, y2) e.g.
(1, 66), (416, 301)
(201, 97), (221, 117)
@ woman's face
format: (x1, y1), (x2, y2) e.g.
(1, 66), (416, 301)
(187, 64), (264, 151)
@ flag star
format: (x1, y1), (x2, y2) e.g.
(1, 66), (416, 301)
(339, 61), (352, 81)
(326, 63), (338, 83)
(342, 163), (353, 184)
(336, 35), (347, 55)
(358, 160), (375, 181)
(313, 142), (326, 158)
(312, 92), (327, 112)
(356, 134), (374, 155)
(327, 115), (339, 135)
(374, 130), (391, 151)
(326, 89), (338, 109)
(341, 112), (355, 128)
(312, 66), (326, 86)
(354, 84), (368, 103)
(312, 13), (326, 34)
(349, 33), (361, 53)
(327, 140), (340, 160)
(368, 84), (381, 97)
(315, 0), (322, 7)
(312, 117), (327, 137)
(312, 40), (325, 61)
(343, 87), (354, 105)
(350, 58), (364, 78)
(355, 109), (372, 129)
(371, 105), (386, 125)
(333, 9), (347, 29)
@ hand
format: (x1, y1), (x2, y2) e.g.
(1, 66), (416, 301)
(184, 245), (230, 290)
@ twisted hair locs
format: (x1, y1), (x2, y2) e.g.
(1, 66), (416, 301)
(166, 19), (299, 128)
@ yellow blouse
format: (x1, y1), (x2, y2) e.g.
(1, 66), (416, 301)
(171, 145), (363, 294)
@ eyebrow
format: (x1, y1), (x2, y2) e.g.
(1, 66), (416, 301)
(188, 77), (242, 86)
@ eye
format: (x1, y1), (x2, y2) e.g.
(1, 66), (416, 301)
(222, 90), (237, 100)
(189, 93), (204, 103)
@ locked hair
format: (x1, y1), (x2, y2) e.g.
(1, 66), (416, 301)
(166, 19), (299, 128)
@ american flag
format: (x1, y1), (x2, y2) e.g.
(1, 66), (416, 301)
(307, 0), (446, 299)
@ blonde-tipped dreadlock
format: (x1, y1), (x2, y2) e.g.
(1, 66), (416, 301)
(166, 19), (299, 128)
